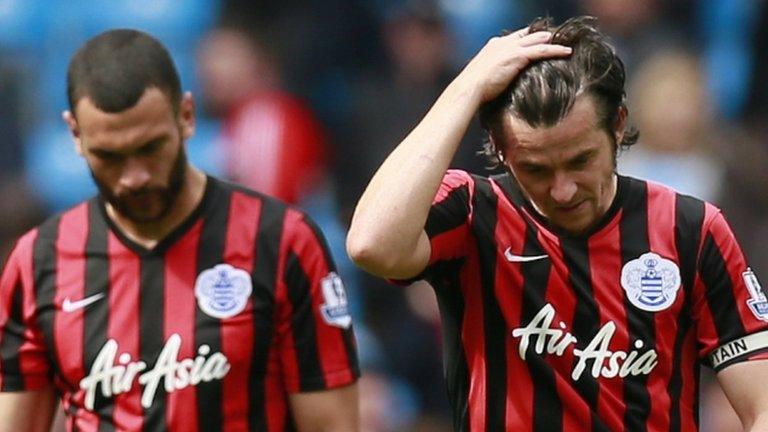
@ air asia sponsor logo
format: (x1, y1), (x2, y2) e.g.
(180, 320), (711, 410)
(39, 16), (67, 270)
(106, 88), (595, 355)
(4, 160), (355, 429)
(79, 334), (230, 410)
(511, 304), (658, 380)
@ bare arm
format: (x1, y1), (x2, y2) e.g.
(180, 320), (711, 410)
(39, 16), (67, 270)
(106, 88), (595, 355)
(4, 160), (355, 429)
(717, 360), (768, 431)
(289, 383), (359, 432)
(346, 28), (572, 279)
(0, 385), (57, 432)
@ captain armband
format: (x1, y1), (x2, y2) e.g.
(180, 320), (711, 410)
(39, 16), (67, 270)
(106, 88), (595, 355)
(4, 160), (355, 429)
(708, 330), (768, 371)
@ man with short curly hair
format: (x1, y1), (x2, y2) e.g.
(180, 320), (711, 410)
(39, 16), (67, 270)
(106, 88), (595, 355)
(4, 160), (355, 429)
(348, 16), (768, 431)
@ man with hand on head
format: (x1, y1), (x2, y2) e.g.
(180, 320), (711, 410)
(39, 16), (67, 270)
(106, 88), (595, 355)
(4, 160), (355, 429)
(0, 29), (359, 431)
(348, 16), (768, 431)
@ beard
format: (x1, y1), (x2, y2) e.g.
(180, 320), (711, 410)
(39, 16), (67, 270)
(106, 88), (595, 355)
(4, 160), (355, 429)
(92, 145), (187, 224)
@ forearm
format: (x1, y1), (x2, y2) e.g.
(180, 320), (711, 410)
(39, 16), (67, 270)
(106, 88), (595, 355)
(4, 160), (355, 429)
(748, 412), (768, 431)
(347, 78), (480, 277)
(0, 385), (57, 432)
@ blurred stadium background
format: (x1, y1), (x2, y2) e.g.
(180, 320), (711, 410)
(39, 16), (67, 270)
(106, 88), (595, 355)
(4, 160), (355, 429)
(0, 0), (766, 430)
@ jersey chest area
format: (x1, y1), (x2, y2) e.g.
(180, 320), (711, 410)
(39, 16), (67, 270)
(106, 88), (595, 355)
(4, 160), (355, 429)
(35, 250), (275, 410)
(471, 214), (691, 381)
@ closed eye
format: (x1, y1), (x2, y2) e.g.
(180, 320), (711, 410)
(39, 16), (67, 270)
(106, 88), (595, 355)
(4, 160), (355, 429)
(568, 151), (595, 169)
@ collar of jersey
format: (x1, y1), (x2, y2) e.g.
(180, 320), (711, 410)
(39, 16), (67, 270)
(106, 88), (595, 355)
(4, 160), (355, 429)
(494, 172), (629, 239)
(96, 175), (218, 256)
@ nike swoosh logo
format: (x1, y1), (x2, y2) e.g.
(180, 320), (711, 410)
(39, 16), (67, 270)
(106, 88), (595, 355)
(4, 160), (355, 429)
(504, 247), (549, 263)
(62, 293), (106, 313)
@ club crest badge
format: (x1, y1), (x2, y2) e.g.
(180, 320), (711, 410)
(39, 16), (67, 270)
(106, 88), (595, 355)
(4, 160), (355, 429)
(319, 272), (352, 329)
(621, 252), (681, 312)
(195, 264), (252, 319)
(743, 268), (768, 322)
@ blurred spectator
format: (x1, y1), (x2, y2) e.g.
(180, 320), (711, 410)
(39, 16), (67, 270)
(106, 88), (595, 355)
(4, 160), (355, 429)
(579, 0), (690, 71)
(197, 26), (328, 205)
(335, 0), (492, 220)
(619, 49), (724, 203)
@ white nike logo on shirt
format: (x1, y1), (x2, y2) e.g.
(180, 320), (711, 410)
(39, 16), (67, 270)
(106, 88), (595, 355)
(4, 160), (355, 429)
(62, 293), (106, 313)
(504, 247), (549, 263)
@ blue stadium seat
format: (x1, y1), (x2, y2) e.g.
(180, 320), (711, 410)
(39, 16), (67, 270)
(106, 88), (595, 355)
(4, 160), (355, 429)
(0, 0), (51, 52)
(24, 122), (96, 212)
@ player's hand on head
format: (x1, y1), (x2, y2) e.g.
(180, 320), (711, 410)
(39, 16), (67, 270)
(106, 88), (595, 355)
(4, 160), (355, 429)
(459, 28), (572, 103)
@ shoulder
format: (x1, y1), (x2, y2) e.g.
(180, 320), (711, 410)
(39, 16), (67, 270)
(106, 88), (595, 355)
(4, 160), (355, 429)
(209, 176), (321, 241)
(620, 174), (722, 231)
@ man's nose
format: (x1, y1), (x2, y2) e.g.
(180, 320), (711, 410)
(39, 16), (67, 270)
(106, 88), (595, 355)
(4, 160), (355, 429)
(550, 171), (577, 204)
(118, 157), (151, 190)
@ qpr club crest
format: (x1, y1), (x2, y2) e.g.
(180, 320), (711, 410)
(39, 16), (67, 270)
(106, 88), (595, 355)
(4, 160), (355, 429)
(195, 264), (252, 319)
(743, 268), (768, 321)
(621, 252), (681, 312)
(320, 272), (352, 329)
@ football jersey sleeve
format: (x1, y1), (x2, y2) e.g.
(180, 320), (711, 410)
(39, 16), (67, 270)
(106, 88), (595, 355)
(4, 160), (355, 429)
(274, 209), (359, 393)
(0, 230), (51, 391)
(422, 169), (476, 269)
(693, 210), (768, 371)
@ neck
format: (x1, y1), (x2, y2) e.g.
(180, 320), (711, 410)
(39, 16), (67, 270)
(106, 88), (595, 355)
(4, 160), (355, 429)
(106, 166), (207, 249)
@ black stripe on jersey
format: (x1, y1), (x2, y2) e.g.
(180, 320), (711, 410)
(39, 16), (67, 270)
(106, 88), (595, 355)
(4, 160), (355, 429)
(196, 186), (230, 431)
(519, 221), (561, 431)
(699, 233), (746, 344)
(491, 173), (527, 209)
(0, 277), (26, 390)
(33, 216), (61, 383)
(560, 237), (609, 432)
(284, 251), (324, 390)
(249, 197), (285, 432)
(301, 215), (359, 376)
(471, 177), (506, 431)
(140, 255), (166, 430)
(425, 184), (471, 238)
(667, 195), (705, 431)
(431, 259), (470, 432)
(619, 179), (653, 432)
(83, 201), (114, 430)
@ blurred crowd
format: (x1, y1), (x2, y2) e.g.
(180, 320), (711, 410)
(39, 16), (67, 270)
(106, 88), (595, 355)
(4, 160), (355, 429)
(1, 0), (766, 430)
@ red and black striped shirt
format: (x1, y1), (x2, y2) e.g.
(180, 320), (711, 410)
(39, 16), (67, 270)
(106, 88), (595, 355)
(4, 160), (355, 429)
(417, 170), (768, 432)
(0, 176), (359, 431)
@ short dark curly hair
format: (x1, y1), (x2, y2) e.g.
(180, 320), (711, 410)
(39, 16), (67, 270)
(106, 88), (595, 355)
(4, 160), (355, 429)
(479, 16), (639, 166)
(67, 29), (181, 116)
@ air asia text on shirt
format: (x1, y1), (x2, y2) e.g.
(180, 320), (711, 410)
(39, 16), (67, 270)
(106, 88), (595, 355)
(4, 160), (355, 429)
(511, 304), (658, 380)
(79, 334), (230, 410)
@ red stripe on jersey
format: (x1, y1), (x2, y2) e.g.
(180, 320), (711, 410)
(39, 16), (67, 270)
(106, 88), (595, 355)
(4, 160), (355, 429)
(107, 232), (143, 431)
(429, 229), (471, 265)
(492, 192), (534, 429)
(704, 205), (759, 333)
(645, 183), (679, 432)
(53, 203), (95, 426)
(693, 205), (722, 356)
(542, 237), (586, 431)
(273, 224), (299, 393)
(283, 208), (355, 387)
(459, 247), (486, 432)
(265, 354), (289, 431)
(587, 215), (628, 431)
(1, 230), (49, 390)
(164, 220), (203, 431)
(220, 192), (260, 430)
(678, 327), (699, 431)
(434, 169), (475, 204)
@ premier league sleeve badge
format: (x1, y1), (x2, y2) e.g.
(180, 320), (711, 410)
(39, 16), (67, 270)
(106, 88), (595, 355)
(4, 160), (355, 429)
(621, 252), (681, 312)
(319, 272), (352, 329)
(744, 268), (768, 322)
